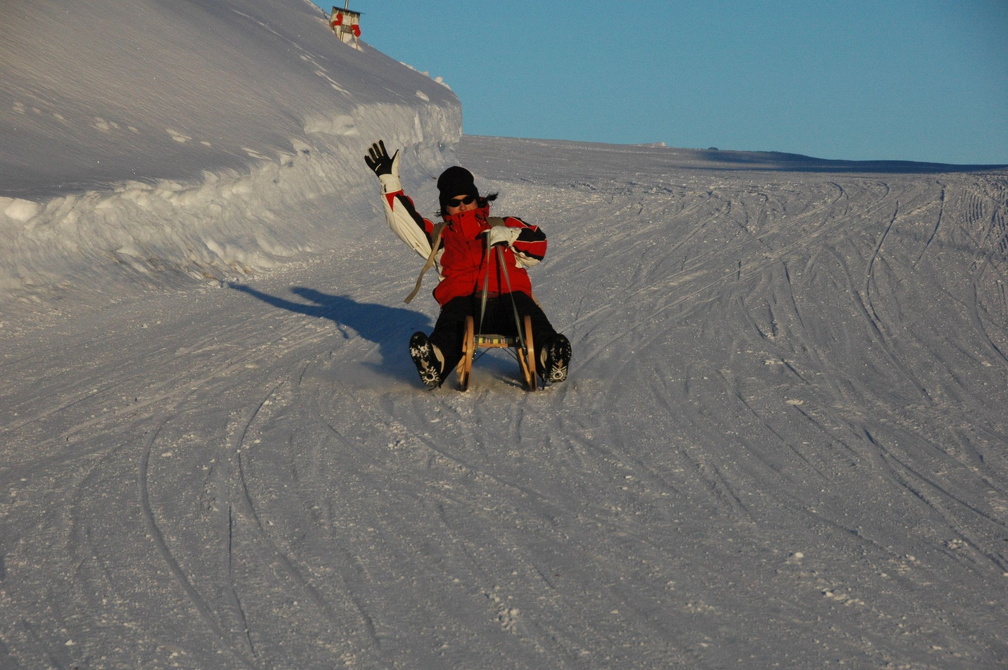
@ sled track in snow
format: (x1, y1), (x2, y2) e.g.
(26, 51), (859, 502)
(139, 411), (255, 667)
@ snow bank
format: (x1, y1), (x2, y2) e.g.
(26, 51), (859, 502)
(0, 0), (460, 312)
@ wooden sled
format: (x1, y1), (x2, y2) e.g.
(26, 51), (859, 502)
(457, 315), (537, 392)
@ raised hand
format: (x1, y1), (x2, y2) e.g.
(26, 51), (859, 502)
(365, 140), (396, 176)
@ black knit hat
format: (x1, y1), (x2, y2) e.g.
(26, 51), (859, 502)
(437, 166), (479, 213)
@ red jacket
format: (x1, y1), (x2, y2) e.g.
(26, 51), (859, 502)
(432, 205), (544, 305)
(382, 189), (547, 306)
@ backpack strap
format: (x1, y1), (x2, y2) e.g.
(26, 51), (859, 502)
(404, 222), (446, 303)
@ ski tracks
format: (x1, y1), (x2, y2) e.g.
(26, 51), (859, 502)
(131, 334), (386, 667)
(508, 159), (1008, 663)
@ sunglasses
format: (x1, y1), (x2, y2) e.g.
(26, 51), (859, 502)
(446, 195), (476, 208)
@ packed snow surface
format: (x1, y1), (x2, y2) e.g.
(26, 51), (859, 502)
(3, 1), (1008, 669)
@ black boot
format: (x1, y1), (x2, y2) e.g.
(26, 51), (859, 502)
(409, 332), (444, 388)
(541, 334), (571, 384)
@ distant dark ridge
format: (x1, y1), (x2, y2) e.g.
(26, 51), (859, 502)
(464, 136), (1007, 177)
(693, 148), (1008, 175)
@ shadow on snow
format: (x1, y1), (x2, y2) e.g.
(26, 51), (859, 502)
(230, 283), (431, 383)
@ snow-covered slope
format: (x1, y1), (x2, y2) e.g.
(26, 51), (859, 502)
(3, 1), (1008, 668)
(0, 0), (459, 317)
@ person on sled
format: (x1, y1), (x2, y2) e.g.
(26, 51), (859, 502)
(365, 140), (572, 389)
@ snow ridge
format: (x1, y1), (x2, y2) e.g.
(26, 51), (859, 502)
(0, 0), (460, 315)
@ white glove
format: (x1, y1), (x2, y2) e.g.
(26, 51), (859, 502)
(483, 225), (521, 247)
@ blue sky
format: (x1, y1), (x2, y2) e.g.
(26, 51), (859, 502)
(317, 1), (1008, 165)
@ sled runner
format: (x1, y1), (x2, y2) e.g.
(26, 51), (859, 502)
(457, 314), (537, 392)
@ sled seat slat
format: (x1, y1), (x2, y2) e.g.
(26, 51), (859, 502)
(474, 334), (515, 347)
(458, 315), (537, 392)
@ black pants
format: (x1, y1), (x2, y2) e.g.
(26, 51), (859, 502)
(428, 293), (558, 375)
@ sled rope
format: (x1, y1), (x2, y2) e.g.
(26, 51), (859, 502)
(404, 222), (446, 303)
(497, 245), (529, 351)
(478, 236), (493, 334)
(476, 218), (529, 353)
(477, 217), (508, 334)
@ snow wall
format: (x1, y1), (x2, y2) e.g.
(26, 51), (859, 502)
(0, 0), (461, 308)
